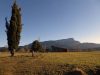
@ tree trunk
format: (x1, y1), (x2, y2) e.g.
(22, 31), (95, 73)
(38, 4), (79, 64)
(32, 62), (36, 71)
(10, 49), (14, 57)
(32, 51), (34, 57)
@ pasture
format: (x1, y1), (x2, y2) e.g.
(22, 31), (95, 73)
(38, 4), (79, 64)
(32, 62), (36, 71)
(0, 52), (100, 75)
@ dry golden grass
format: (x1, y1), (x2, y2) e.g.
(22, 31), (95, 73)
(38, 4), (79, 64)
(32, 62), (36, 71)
(0, 52), (100, 75)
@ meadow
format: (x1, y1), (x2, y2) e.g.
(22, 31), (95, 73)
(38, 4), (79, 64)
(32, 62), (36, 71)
(0, 52), (100, 75)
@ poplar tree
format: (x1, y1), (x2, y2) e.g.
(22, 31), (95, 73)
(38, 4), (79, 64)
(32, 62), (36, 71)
(5, 1), (22, 56)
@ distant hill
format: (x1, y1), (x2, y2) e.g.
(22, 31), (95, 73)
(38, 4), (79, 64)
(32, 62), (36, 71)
(41, 38), (100, 49)
(41, 38), (80, 49)
(27, 38), (100, 51)
(1, 38), (100, 52)
(80, 43), (100, 49)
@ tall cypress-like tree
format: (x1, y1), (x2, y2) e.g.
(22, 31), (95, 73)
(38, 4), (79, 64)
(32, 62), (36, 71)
(5, 1), (22, 56)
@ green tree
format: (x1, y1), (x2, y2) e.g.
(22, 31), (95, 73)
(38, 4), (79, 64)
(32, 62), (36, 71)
(5, 1), (22, 56)
(31, 40), (43, 56)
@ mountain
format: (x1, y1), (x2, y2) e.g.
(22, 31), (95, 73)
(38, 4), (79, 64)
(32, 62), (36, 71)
(28, 38), (100, 50)
(41, 38), (80, 49)
(42, 38), (100, 50)
(80, 43), (100, 49)
(1, 38), (100, 52)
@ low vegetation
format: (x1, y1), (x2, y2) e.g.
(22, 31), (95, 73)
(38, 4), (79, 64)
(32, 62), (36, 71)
(0, 52), (99, 75)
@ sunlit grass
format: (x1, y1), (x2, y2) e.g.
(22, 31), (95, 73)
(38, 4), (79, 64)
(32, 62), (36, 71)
(0, 52), (99, 75)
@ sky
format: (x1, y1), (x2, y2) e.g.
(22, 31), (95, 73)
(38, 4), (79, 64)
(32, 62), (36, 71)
(0, 0), (100, 47)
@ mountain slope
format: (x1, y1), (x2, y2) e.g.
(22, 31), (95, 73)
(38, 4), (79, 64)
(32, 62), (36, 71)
(42, 38), (100, 49)
(28, 38), (100, 50)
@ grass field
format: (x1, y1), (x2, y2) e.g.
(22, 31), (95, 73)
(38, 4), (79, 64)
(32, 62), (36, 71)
(0, 52), (100, 75)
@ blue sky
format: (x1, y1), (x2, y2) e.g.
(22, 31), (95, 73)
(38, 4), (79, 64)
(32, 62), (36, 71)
(0, 0), (100, 47)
